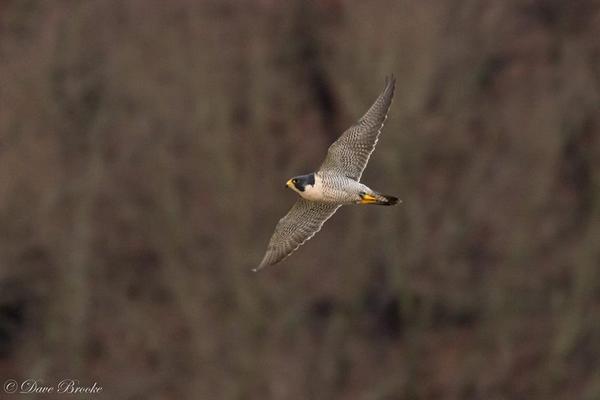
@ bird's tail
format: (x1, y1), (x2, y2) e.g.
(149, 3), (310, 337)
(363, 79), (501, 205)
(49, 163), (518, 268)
(359, 192), (400, 206)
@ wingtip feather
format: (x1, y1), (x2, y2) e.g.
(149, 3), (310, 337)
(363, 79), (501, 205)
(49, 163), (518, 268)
(253, 254), (272, 272)
(385, 74), (396, 92)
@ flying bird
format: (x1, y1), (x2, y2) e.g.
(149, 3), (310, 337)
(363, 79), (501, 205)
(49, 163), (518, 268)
(255, 76), (399, 271)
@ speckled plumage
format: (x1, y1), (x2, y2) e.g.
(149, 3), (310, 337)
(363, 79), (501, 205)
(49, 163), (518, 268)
(319, 76), (396, 181)
(315, 171), (371, 204)
(256, 76), (397, 271)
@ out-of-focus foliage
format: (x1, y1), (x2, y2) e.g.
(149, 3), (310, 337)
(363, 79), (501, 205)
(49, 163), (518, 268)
(1, 1), (599, 399)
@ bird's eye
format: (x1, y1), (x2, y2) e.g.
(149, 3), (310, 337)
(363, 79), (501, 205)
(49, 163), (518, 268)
(293, 179), (297, 183)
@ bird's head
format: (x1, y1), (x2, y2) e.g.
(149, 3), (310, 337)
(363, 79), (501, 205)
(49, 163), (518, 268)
(286, 173), (315, 194)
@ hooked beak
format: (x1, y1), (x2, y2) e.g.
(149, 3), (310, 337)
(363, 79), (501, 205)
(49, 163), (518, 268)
(286, 179), (293, 189)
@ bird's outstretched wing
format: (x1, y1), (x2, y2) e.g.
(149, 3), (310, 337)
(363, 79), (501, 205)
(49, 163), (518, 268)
(319, 76), (396, 181)
(255, 199), (341, 271)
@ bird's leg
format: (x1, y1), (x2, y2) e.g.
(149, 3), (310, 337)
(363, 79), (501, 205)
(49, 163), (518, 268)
(358, 191), (378, 205)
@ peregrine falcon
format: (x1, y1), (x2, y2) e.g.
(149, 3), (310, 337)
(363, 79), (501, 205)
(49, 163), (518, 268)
(255, 76), (398, 271)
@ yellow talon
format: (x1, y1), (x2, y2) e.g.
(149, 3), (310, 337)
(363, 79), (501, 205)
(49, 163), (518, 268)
(359, 193), (378, 204)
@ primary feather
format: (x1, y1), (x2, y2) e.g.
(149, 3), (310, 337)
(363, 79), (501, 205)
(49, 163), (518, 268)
(320, 76), (396, 181)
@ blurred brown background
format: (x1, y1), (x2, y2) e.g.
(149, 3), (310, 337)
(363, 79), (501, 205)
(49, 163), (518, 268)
(1, 1), (599, 399)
